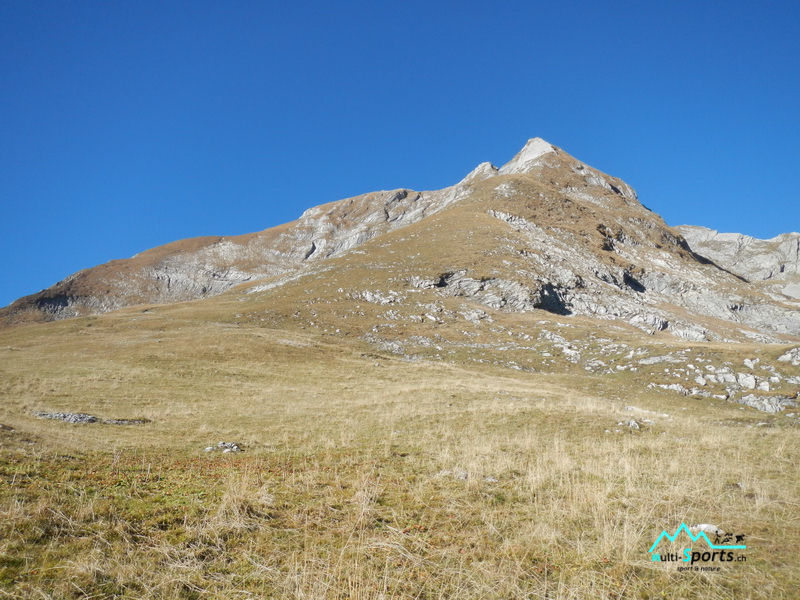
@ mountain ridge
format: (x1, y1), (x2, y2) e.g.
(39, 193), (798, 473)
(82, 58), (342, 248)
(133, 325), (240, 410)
(0, 138), (631, 323)
(2, 139), (798, 343)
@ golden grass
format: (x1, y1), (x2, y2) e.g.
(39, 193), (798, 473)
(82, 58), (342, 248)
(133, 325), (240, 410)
(1, 308), (798, 599)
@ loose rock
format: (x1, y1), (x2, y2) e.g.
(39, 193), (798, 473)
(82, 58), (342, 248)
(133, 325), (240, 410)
(35, 412), (148, 425)
(205, 441), (244, 453)
(36, 412), (98, 424)
(735, 394), (797, 414)
(690, 524), (725, 537)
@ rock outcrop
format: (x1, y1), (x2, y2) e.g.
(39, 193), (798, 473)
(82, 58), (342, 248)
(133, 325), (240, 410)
(677, 225), (800, 301)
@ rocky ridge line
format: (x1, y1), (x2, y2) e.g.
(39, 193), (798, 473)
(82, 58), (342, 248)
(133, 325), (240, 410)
(2, 139), (799, 343)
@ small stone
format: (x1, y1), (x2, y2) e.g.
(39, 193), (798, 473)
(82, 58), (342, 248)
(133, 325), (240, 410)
(209, 441), (244, 453)
(737, 373), (757, 389)
(691, 524), (725, 537)
(102, 418), (148, 426)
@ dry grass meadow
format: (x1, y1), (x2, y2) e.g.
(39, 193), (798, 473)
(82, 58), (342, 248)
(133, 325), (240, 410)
(1, 301), (799, 599)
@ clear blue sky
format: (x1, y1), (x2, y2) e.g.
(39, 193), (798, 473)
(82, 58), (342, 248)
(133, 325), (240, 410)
(2, 1), (798, 307)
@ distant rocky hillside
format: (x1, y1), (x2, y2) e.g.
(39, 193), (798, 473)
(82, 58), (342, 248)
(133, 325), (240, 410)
(677, 225), (800, 302)
(3, 138), (799, 343)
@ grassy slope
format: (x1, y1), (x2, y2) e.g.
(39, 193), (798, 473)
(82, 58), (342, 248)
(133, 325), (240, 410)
(1, 300), (798, 600)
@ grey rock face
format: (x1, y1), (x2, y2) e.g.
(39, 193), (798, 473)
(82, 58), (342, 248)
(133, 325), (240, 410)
(735, 394), (797, 414)
(476, 209), (800, 340)
(410, 270), (569, 314)
(677, 225), (800, 300)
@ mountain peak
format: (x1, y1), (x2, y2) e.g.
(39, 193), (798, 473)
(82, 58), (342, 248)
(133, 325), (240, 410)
(459, 161), (499, 185)
(499, 137), (557, 174)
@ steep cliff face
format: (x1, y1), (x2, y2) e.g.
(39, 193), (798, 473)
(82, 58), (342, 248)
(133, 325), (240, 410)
(3, 139), (798, 342)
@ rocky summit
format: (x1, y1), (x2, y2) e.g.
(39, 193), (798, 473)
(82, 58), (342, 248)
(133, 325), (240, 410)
(3, 138), (799, 344)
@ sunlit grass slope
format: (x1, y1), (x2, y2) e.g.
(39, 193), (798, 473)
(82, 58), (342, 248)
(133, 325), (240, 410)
(1, 299), (798, 599)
